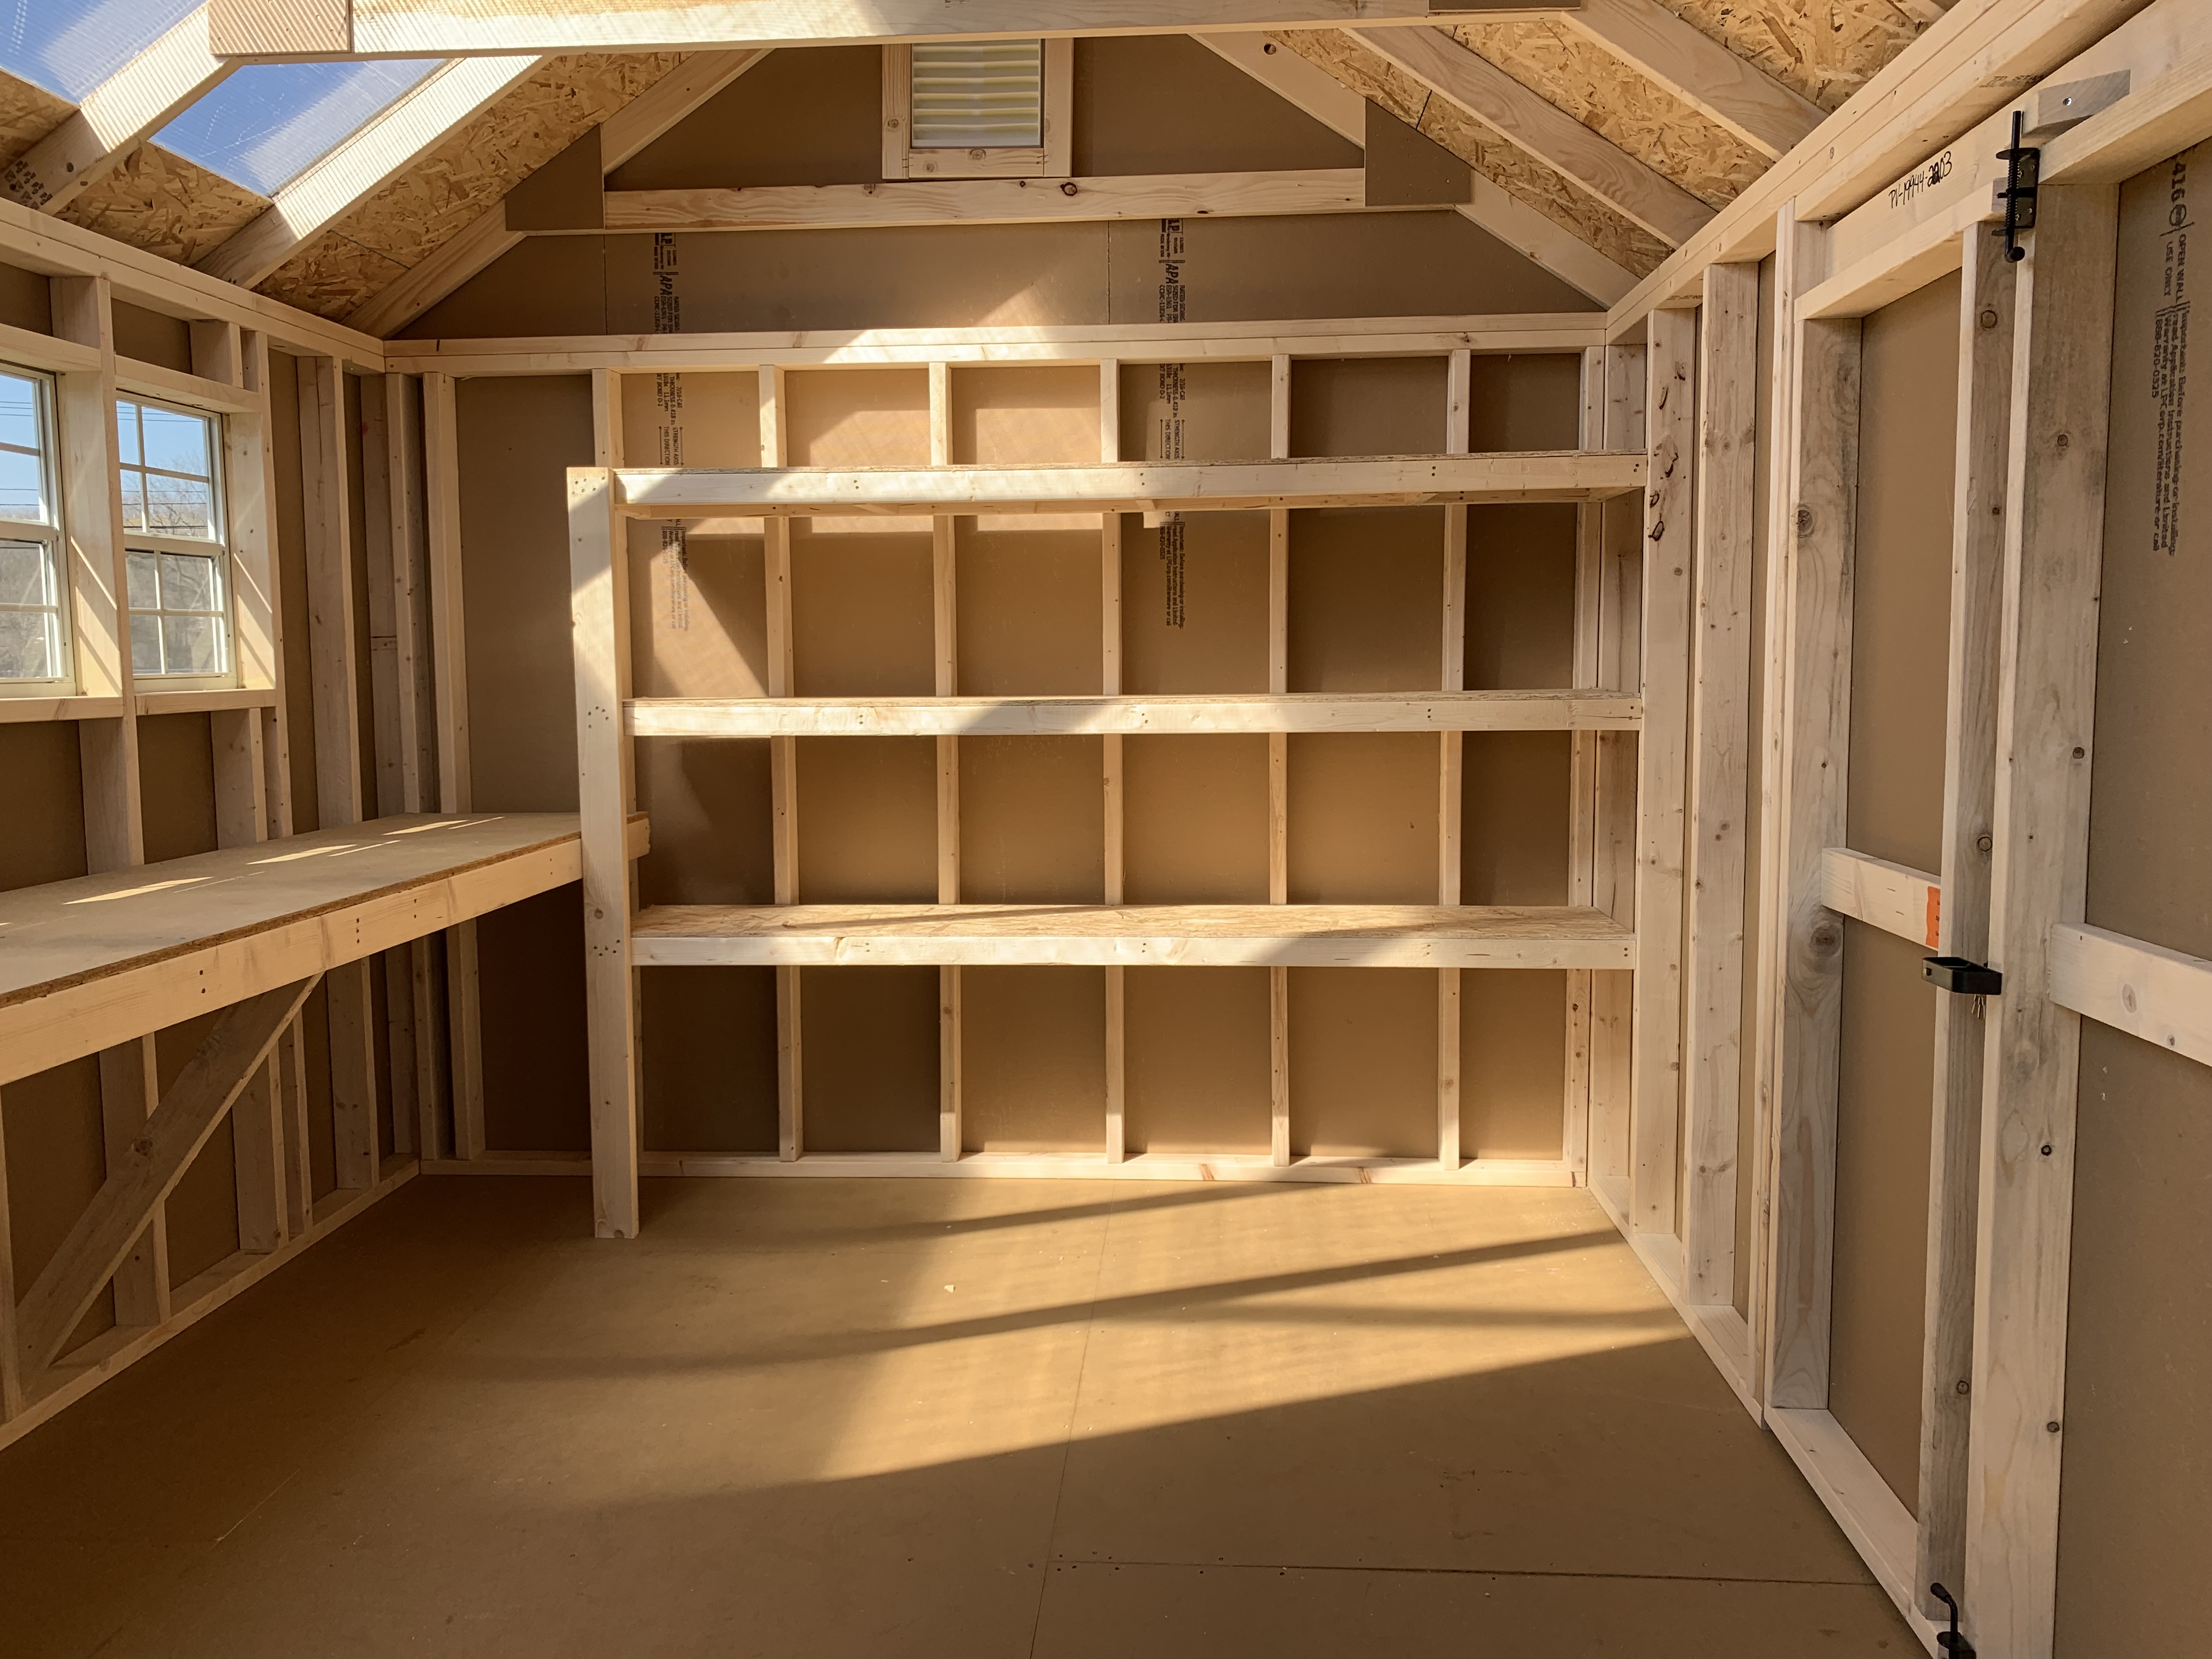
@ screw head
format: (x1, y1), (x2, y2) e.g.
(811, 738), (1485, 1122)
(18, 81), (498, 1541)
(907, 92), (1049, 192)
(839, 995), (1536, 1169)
(1979, 308), (2000, 329)
(1956, 1379), (1971, 1396)
(2041, 1143), (2054, 1155)
(2047, 1420), (2062, 1433)
(1976, 833), (1993, 852)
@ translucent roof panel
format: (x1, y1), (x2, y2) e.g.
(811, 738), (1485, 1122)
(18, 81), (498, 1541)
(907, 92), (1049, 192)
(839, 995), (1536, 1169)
(156, 59), (445, 196)
(0, 0), (205, 101)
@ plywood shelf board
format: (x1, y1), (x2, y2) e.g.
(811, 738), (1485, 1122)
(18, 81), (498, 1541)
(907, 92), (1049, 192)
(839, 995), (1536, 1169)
(631, 903), (1634, 970)
(610, 452), (1646, 514)
(627, 689), (1644, 737)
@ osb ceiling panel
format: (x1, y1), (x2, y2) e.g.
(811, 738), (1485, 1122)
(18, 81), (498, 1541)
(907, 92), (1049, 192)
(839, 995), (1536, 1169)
(257, 51), (685, 320)
(1273, 30), (1671, 278)
(59, 146), (270, 267)
(1658, 0), (1926, 112)
(1447, 19), (1767, 211)
(0, 71), (72, 167)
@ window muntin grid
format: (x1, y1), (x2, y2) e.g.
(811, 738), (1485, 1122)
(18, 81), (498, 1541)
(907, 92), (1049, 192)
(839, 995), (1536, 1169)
(117, 397), (231, 682)
(0, 367), (67, 689)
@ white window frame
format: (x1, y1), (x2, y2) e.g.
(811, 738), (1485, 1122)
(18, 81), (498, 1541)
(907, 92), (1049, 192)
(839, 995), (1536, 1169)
(117, 393), (235, 690)
(881, 38), (1071, 180)
(0, 364), (71, 697)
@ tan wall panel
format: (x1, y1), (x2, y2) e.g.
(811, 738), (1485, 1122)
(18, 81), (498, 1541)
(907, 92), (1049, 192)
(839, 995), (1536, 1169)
(1289, 357), (1448, 458)
(476, 884), (590, 1152)
(792, 523), (935, 695)
(1288, 506), (1443, 692)
(2056, 140), (2212, 1656)
(629, 523), (769, 698)
(1120, 510), (1269, 693)
(960, 966), (1107, 1153)
(458, 374), (592, 812)
(1123, 733), (1269, 904)
(1124, 966), (1272, 1154)
(795, 735), (938, 902)
(641, 966), (778, 1154)
(1846, 270), (1959, 875)
(1287, 732), (1437, 903)
(637, 738), (776, 905)
(799, 965), (939, 1153)
(153, 1009), (240, 1288)
(786, 366), (930, 466)
(0, 723), (87, 890)
(1116, 361), (1271, 463)
(1464, 353), (1584, 452)
(110, 300), (191, 374)
(1074, 34), (1363, 177)
(1460, 730), (1570, 904)
(955, 524), (1103, 695)
(1289, 967), (1435, 1157)
(608, 44), (883, 191)
(1829, 918), (1937, 1515)
(951, 365), (1100, 465)
(619, 368), (761, 467)
(959, 735), (1104, 902)
(137, 712), (219, 864)
(0, 262), (52, 333)
(1464, 503), (1576, 690)
(1461, 969), (1567, 1158)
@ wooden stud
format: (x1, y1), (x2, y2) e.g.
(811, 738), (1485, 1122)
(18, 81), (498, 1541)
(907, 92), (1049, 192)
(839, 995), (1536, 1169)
(1681, 263), (1758, 1306)
(1564, 346), (1606, 1178)
(930, 360), (962, 1162)
(1440, 348), (1470, 1166)
(1963, 184), (2119, 1659)
(568, 467), (642, 1239)
(97, 1039), (170, 1328)
(1437, 967), (1462, 1167)
(1914, 223), (2013, 1622)
(1630, 306), (1696, 1239)
(1269, 965), (1291, 1167)
(1101, 361), (1125, 1163)
(0, 1102), (16, 1418)
(759, 366), (803, 1162)
(1760, 222), (1861, 1413)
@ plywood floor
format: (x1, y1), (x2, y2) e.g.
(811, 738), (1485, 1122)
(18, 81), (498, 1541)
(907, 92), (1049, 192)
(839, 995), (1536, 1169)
(0, 1176), (1915, 1657)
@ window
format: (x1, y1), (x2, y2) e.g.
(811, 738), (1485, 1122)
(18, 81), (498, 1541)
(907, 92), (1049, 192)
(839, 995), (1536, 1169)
(0, 367), (66, 689)
(882, 38), (1069, 179)
(117, 397), (230, 682)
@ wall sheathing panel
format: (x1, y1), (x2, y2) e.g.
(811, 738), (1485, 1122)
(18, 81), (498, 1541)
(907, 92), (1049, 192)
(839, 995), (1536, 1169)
(2053, 140), (2212, 1656)
(798, 966), (939, 1153)
(1122, 735), (1270, 905)
(642, 968), (778, 1154)
(1290, 967), (1436, 1158)
(151, 1011), (241, 1290)
(1124, 967), (1274, 1154)
(961, 967), (1109, 1154)
(1827, 273), (1959, 1517)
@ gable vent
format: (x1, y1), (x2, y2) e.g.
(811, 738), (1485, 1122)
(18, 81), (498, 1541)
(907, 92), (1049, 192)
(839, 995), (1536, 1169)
(910, 41), (1043, 149)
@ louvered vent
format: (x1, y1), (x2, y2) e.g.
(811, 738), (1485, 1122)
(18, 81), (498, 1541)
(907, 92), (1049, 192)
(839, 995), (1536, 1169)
(910, 41), (1044, 149)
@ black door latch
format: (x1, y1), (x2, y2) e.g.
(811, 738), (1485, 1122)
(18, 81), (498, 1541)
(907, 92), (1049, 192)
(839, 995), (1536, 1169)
(1924, 956), (2002, 995)
(1997, 108), (2040, 263)
(1931, 1583), (1975, 1656)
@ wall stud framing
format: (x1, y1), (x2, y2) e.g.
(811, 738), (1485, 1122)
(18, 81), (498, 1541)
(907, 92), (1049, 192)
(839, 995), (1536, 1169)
(759, 367), (803, 1160)
(932, 359), (962, 1161)
(1100, 358), (1126, 1165)
(1267, 353), (1291, 1166)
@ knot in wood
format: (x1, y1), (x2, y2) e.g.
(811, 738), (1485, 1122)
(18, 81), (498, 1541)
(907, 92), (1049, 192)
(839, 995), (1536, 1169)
(1794, 505), (1814, 537)
(1810, 919), (1841, 952)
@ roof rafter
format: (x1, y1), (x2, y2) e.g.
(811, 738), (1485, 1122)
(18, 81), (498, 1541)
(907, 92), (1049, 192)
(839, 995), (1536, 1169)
(345, 49), (771, 335)
(1553, 0), (1825, 160)
(208, 0), (1571, 59)
(1, 6), (233, 213)
(197, 54), (545, 289)
(1350, 24), (1713, 246)
(1193, 30), (1633, 304)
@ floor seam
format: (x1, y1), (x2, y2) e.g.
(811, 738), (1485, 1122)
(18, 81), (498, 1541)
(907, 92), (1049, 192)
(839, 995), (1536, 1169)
(1025, 1197), (1114, 1659)
(1042, 1558), (1883, 1587)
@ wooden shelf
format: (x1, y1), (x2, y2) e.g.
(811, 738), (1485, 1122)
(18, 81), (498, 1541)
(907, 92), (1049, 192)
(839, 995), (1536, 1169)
(631, 903), (1634, 970)
(0, 812), (646, 1085)
(628, 689), (1643, 738)
(612, 451), (1644, 515)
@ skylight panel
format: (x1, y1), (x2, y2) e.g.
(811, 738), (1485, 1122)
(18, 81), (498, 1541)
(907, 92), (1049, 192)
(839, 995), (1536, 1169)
(155, 58), (444, 196)
(0, 0), (203, 101)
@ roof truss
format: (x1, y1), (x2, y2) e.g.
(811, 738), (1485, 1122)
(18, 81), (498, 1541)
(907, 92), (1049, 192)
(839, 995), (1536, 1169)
(1554, 0), (1825, 160)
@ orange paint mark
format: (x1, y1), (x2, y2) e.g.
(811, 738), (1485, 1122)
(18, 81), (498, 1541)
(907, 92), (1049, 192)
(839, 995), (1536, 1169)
(1925, 885), (1942, 949)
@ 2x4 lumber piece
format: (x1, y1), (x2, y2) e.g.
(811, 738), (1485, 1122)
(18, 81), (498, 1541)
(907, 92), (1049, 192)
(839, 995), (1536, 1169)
(614, 453), (1644, 515)
(2046, 924), (2212, 1070)
(1760, 218), (1861, 1414)
(1556, 0), (1824, 161)
(1819, 848), (1943, 950)
(1628, 307), (1694, 1238)
(1348, 25), (1713, 247)
(1964, 183), (2119, 1659)
(14, 977), (320, 1378)
(0, 7), (230, 212)
(625, 690), (1643, 737)
(198, 57), (545, 290)
(1679, 262), (1756, 1308)
(568, 469), (642, 1238)
(1916, 225), (2012, 1622)
(602, 170), (1372, 234)
(0, 814), (623, 1086)
(630, 904), (1635, 971)
(213, 1), (1518, 58)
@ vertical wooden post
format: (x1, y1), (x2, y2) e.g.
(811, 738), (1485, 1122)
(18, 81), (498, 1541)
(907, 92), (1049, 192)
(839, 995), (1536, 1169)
(97, 1041), (170, 1326)
(1565, 343), (1607, 1181)
(930, 361), (962, 1161)
(1912, 225), (2015, 1622)
(759, 366), (803, 1160)
(1963, 184), (2118, 1659)
(1267, 353), (1291, 1166)
(569, 466), (641, 1239)
(424, 372), (481, 1159)
(1760, 215), (1860, 1413)
(1099, 359), (1126, 1163)
(1681, 264), (1759, 1303)
(0, 1103), (16, 1419)
(1437, 347), (1471, 1168)
(1632, 307), (1696, 1239)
